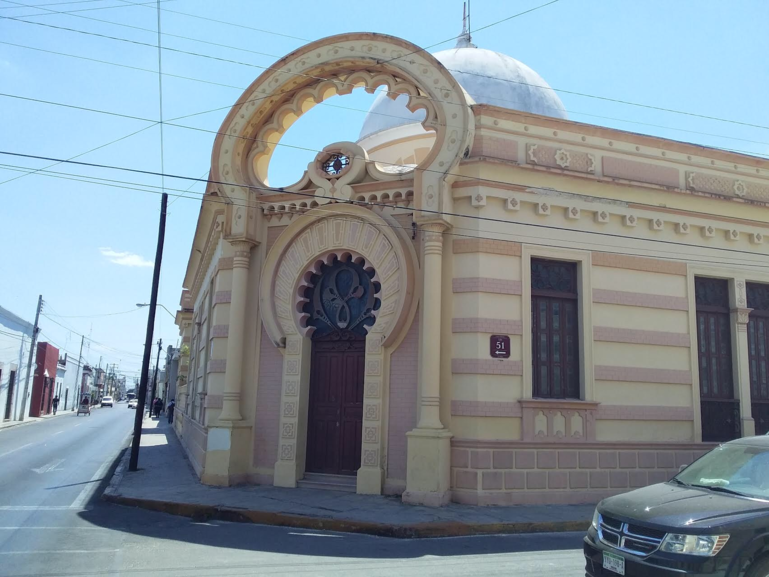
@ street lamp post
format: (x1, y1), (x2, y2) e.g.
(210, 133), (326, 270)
(136, 303), (175, 320)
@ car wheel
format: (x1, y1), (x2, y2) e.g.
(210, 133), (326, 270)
(746, 557), (769, 577)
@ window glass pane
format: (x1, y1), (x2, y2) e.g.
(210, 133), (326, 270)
(699, 316), (706, 353)
(709, 316), (717, 355)
(553, 365), (561, 397)
(711, 357), (719, 396)
(540, 333), (548, 361)
(553, 333), (560, 363)
(540, 365), (548, 396)
(539, 300), (547, 330)
(552, 301), (560, 330)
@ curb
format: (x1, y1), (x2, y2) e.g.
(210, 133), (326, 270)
(102, 491), (589, 539)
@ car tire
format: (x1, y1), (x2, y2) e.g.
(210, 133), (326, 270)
(747, 557), (769, 577)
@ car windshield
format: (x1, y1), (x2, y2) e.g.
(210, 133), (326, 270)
(675, 443), (769, 500)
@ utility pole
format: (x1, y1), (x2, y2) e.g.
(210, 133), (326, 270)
(73, 334), (85, 410)
(18, 295), (42, 422)
(129, 193), (167, 472)
(149, 339), (162, 416)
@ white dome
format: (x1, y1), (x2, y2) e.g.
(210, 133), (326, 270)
(358, 45), (567, 141)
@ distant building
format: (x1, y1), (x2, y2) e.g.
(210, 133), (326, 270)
(164, 346), (180, 406)
(0, 305), (34, 421)
(30, 342), (58, 418)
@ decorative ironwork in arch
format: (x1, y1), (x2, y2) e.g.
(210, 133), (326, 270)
(302, 256), (381, 339)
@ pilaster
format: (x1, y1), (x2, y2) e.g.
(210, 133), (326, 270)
(219, 240), (256, 422)
(404, 222), (452, 506)
(731, 279), (754, 437)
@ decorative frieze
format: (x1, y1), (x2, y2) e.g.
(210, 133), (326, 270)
(520, 399), (599, 443)
(687, 171), (769, 203)
(527, 143), (595, 174)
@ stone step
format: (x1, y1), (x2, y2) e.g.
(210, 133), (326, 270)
(297, 473), (357, 493)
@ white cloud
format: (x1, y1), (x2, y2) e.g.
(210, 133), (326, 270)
(99, 247), (153, 268)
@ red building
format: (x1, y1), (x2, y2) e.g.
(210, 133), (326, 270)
(30, 342), (59, 418)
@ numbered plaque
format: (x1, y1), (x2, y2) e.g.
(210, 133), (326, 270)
(490, 335), (510, 359)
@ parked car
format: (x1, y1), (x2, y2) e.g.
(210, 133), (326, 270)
(101, 396), (113, 408)
(585, 435), (769, 576)
(128, 399), (138, 409)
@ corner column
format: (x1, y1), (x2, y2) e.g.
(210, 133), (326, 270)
(403, 223), (452, 507)
(219, 240), (254, 421)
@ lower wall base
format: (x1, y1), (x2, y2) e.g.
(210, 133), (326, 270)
(452, 488), (626, 506)
(450, 440), (715, 506)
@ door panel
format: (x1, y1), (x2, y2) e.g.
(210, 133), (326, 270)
(306, 338), (365, 475)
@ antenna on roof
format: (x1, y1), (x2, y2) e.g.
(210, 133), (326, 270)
(456, 1), (476, 48)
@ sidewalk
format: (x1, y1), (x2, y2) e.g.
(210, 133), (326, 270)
(103, 417), (595, 538)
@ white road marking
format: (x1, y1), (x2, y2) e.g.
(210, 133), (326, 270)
(0, 549), (119, 555)
(0, 442), (34, 459)
(69, 434), (129, 509)
(32, 459), (65, 474)
(53, 431), (63, 436)
(0, 506), (75, 511)
(0, 527), (102, 530)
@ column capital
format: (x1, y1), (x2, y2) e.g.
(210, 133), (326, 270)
(227, 239), (257, 269)
(421, 223), (447, 257)
(732, 307), (753, 329)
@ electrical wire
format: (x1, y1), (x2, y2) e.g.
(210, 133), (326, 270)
(3, 39), (769, 156)
(2, 156), (768, 273)
(4, 10), (769, 134)
(1, 0), (175, 17)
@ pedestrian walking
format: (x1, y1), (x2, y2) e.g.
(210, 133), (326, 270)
(153, 397), (163, 418)
(167, 399), (175, 424)
(52, 396), (59, 415)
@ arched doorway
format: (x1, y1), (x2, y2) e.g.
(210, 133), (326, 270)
(302, 256), (381, 475)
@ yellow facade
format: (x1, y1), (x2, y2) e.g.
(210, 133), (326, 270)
(172, 32), (769, 507)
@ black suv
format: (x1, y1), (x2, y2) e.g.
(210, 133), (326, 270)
(585, 436), (769, 576)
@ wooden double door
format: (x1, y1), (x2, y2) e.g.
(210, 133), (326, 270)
(305, 337), (365, 476)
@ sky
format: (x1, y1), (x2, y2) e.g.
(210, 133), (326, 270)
(1, 0), (768, 382)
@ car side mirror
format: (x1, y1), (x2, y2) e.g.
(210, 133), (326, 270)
(678, 464), (688, 473)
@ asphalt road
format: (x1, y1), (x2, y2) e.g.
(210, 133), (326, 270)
(0, 406), (589, 576)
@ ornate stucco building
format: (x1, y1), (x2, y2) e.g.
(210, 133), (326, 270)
(173, 28), (769, 507)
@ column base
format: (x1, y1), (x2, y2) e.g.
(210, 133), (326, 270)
(741, 417), (756, 437)
(199, 422), (252, 487)
(403, 428), (452, 507)
(273, 460), (298, 488)
(357, 466), (383, 495)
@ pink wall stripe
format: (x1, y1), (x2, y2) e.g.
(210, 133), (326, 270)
(214, 291), (232, 304)
(452, 318), (523, 334)
(453, 277), (523, 295)
(596, 405), (694, 421)
(388, 312), (419, 480)
(591, 252), (686, 276)
(594, 326), (690, 347)
(254, 326), (283, 470)
(593, 289), (688, 311)
(211, 324), (230, 338)
(595, 365), (692, 385)
(602, 156), (680, 188)
(452, 358), (523, 376)
(208, 359), (227, 373)
(452, 400), (522, 417)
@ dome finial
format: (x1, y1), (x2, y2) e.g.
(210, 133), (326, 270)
(456, 1), (476, 48)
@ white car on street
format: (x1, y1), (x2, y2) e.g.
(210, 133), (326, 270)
(101, 396), (113, 408)
(128, 399), (138, 409)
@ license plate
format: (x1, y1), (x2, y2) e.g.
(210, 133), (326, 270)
(602, 551), (625, 575)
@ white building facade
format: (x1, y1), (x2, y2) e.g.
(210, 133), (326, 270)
(0, 305), (35, 422)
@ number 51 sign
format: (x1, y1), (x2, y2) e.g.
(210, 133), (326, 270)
(490, 335), (510, 358)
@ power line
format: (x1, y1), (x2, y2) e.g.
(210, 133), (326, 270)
(5, 10), (769, 135)
(380, 0), (562, 65)
(6, 39), (768, 154)
(0, 121), (157, 187)
(2, 0), (175, 17)
(2, 88), (767, 206)
(2, 151), (768, 272)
